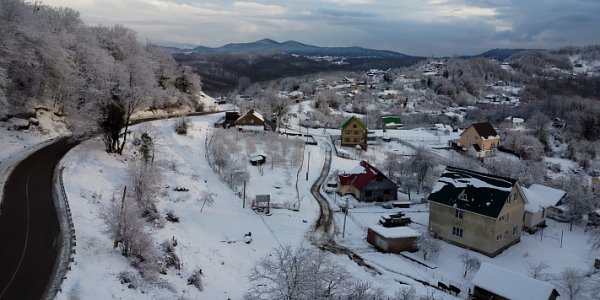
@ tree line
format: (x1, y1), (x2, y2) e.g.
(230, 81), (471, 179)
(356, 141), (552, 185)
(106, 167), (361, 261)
(0, 0), (202, 154)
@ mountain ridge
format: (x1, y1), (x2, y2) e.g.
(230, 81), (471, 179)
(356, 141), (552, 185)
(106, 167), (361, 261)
(168, 38), (410, 58)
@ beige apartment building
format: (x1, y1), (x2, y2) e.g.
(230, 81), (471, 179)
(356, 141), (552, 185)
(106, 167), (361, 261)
(428, 166), (525, 257)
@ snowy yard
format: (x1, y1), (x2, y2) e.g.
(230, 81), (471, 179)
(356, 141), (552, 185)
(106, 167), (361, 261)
(55, 113), (338, 299)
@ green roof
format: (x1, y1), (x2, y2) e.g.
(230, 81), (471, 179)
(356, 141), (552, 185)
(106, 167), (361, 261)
(381, 116), (401, 124)
(341, 116), (367, 130)
(427, 166), (517, 218)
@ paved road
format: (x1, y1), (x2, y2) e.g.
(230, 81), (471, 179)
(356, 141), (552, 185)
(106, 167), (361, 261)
(0, 138), (78, 300)
(0, 111), (222, 299)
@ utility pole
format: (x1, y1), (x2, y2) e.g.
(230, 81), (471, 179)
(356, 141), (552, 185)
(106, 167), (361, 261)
(342, 198), (348, 238)
(243, 181), (246, 208)
(306, 151), (311, 180)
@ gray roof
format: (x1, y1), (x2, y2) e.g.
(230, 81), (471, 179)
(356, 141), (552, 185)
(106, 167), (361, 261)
(427, 166), (517, 218)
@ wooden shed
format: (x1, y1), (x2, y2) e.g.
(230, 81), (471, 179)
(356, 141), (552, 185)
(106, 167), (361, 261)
(367, 225), (420, 253)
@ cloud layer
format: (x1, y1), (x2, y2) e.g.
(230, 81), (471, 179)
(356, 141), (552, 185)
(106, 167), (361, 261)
(41, 0), (600, 56)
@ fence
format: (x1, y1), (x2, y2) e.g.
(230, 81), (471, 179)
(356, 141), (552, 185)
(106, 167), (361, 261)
(45, 167), (76, 299)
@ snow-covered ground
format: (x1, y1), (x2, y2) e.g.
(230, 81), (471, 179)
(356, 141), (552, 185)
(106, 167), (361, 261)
(39, 103), (599, 299)
(55, 113), (334, 299)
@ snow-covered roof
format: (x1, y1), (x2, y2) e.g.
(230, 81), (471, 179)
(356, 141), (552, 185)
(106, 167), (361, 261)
(428, 167), (516, 218)
(523, 184), (566, 213)
(250, 110), (264, 122)
(369, 225), (420, 239)
(472, 263), (558, 300)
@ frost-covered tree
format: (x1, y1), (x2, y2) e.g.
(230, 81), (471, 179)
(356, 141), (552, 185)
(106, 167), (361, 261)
(459, 250), (481, 278)
(555, 267), (587, 300)
(527, 260), (550, 279)
(245, 245), (382, 300)
(127, 157), (161, 221)
(413, 234), (440, 261)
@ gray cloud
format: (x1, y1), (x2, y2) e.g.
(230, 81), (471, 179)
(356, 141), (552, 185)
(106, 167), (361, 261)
(40, 0), (600, 56)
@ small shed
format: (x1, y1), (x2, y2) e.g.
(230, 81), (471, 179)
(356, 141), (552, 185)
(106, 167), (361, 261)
(249, 153), (267, 166)
(253, 195), (270, 214)
(471, 263), (560, 300)
(367, 225), (420, 253)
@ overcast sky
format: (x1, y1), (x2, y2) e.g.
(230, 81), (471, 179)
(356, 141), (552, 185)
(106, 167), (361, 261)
(41, 0), (600, 56)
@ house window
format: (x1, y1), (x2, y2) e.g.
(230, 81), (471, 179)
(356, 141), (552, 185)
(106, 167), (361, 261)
(513, 226), (518, 235)
(383, 189), (390, 195)
(365, 191), (372, 196)
(452, 226), (463, 238)
(354, 130), (360, 134)
(250, 119), (254, 124)
(455, 209), (464, 219)
(353, 124), (357, 128)
(344, 138), (349, 142)
(496, 234), (502, 241)
(345, 130), (350, 134)
(354, 138), (359, 142)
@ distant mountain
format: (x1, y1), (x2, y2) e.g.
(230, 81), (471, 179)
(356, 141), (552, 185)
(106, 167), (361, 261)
(168, 38), (409, 58)
(474, 48), (531, 61)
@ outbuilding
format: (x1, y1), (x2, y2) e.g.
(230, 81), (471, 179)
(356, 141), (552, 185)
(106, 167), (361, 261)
(367, 225), (420, 253)
(471, 263), (560, 300)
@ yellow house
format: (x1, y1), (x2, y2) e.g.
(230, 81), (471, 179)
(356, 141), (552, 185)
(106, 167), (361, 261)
(341, 116), (367, 149)
(428, 167), (525, 257)
(459, 122), (499, 157)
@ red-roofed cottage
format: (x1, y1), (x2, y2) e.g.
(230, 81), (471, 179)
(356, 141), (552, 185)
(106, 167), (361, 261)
(337, 161), (398, 202)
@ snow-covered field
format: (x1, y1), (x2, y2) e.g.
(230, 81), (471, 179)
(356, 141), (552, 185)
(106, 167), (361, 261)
(42, 109), (599, 299)
(56, 113), (331, 299)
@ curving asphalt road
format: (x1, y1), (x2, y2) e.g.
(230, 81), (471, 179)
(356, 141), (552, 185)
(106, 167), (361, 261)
(0, 111), (221, 300)
(0, 138), (78, 300)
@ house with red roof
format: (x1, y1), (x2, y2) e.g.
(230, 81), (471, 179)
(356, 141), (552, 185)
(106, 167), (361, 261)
(337, 161), (398, 202)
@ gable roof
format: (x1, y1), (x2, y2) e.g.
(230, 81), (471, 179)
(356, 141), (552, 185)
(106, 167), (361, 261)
(427, 166), (517, 218)
(472, 263), (559, 300)
(237, 109), (265, 123)
(341, 116), (367, 130)
(338, 161), (395, 190)
(523, 184), (566, 213)
(461, 122), (498, 139)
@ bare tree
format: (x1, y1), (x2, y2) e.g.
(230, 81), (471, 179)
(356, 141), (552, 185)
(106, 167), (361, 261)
(459, 250), (481, 278)
(562, 175), (592, 230)
(527, 112), (550, 139)
(555, 267), (587, 300)
(527, 260), (550, 279)
(245, 245), (382, 300)
(199, 191), (215, 212)
(589, 227), (600, 250)
(413, 234), (441, 261)
(99, 195), (157, 267)
(127, 157), (161, 221)
(407, 147), (437, 192)
(394, 286), (417, 300)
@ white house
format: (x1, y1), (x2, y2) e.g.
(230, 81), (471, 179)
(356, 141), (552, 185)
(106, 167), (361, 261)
(522, 184), (566, 231)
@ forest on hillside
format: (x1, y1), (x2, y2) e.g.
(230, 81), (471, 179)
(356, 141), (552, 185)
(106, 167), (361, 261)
(0, 0), (202, 151)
